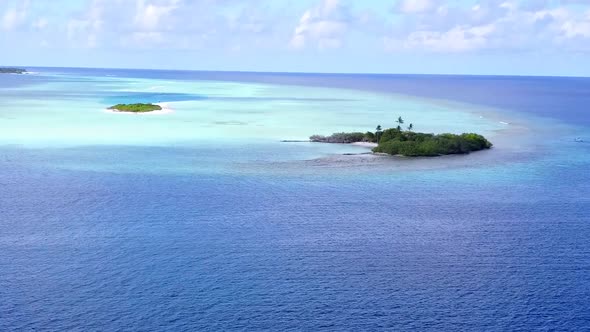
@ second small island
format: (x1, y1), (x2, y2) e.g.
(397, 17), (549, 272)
(108, 103), (162, 113)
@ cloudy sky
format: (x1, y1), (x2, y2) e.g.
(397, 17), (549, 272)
(2, 0), (590, 76)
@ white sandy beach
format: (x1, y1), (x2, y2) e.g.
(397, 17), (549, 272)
(351, 142), (378, 148)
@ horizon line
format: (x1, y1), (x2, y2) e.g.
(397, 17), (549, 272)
(5, 64), (590, 79)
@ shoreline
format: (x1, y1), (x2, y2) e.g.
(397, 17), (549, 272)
(282, 140), (378, 149)
(105, 103), (173, 115)
(350, 142), (378, 148)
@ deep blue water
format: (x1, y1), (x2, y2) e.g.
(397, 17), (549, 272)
(1, 69), (590, 331)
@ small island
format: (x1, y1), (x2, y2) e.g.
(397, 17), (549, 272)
(311, 117), (492, 157)
(0, 68), (27, 74)
(107, 103), (163, 113)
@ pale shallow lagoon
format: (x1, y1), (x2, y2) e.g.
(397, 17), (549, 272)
(0, 71), (507, 147)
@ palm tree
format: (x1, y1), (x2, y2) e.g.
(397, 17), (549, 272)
(375, 125), (383, 143)
(408, 123), (413, 132)
(395, 116), (404, 131)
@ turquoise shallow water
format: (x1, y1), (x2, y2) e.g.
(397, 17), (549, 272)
(0, 71), (506, 148)
(1, 69), (589, 331)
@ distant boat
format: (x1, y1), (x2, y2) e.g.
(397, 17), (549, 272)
(574, 137), (584, 142)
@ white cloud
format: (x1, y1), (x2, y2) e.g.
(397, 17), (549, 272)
(384, 2), (590, 53)
(66, 0), (104, 48)
(134, 0), (180, 32)
(561, 11), (590, 38)
(3, 0), (590, 56)
(289, 0), (351, 50)
(1, 1), (29, 31)
(56, 0), (286, 50)
(387, 24), (495, 52)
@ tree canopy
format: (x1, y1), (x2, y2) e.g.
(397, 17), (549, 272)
(310, 118), (493, 157)
(108, 103), (162, 113)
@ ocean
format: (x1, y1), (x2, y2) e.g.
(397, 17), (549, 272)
(1, 68), (589, 331)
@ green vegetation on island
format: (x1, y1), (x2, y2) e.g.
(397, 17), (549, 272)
(108, 103), (162, 113)
(0, 68), (27, 74)
(310, 132), (368, 143)
(311, 117), (493, 157)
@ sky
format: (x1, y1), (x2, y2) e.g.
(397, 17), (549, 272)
(1, 0), (590, 76)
